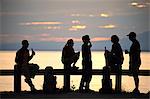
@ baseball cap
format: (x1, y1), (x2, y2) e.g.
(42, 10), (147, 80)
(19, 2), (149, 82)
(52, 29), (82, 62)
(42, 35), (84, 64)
(127, 32), (136, 37)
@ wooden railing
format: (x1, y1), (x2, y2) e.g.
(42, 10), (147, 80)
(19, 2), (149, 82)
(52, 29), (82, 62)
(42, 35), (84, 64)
(0, 65), (149, 93)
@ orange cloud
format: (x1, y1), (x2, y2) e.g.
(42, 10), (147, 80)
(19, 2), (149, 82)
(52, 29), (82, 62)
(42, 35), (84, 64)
(39, 36), (110, 42)
(91, 37), (110, 42)
(98, 24), (116, 29)
(20, 21), (62, 25)
(69, 25), (86, 31)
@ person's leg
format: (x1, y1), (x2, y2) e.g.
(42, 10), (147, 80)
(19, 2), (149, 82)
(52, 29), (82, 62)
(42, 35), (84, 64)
(64, 64), (70, 92)
(22, 65), (36, 91)
(133, 75), (139, 90)
(115, 66), (122, 92)
(85, 75), (92, 91)
(79, 76), (84, 91)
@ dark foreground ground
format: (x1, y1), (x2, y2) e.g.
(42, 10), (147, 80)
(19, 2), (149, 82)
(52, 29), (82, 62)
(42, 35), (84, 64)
(0, 90), (149, 99)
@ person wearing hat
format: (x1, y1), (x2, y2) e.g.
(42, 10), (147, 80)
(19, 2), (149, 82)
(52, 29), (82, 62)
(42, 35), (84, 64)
(125, 32), (141, 92)
(79, 35), (92, 92)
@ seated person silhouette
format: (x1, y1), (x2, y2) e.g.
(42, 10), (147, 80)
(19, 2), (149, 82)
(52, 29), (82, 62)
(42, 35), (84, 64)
(43, 66), (57, 93)
(61, 39), (80, 92)
(79, 35), (92, 92)
(15, 40), (39, 91)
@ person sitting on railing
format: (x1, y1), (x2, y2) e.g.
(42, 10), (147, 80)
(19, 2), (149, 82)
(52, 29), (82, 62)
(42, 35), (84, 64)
(15, 40), (39, 91)
(61, 39), (80, 92)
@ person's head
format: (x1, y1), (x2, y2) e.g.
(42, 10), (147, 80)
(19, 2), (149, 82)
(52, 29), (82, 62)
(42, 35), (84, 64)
(66, 39), (74, 47)
(127, 32), (136, 41)
(22, 40), (29, 48)
(111, 35), (119, 43)
(82, 35), (90, 43)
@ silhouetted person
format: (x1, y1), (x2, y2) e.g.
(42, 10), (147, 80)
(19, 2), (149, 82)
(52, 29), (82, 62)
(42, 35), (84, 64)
(79, 35), (92, 92)
(15, 40), (39, 91)
(110, 35), (124, 92)
(125, 32), (141, 93)
(43, 66), (56, 93)
(61, 39), (80, 92)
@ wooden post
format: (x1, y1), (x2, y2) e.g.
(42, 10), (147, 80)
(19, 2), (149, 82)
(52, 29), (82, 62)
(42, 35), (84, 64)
(14, 65), (21, 93)
(102, 66), (112, 93)
(64, 65), (70, 92)
(115, 66), (122, 92)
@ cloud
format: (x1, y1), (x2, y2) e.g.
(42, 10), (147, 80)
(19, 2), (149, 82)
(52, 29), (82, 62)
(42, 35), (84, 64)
(20, 21), (63, 25)
(98, 24), (116, 29)
(47, 26), (61, 30)
(130, 2), (147, 8)
(100, 13), (109, 18)
(39, 36), (110, 42)
(1, 33), (110, 43)
(72, 20), (80, 24)
(69, 25), (86, 31)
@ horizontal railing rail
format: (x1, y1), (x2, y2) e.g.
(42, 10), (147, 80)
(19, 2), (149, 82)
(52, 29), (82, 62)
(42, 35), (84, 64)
(0, 67), (150, 93)
(0, 69), (150, 76)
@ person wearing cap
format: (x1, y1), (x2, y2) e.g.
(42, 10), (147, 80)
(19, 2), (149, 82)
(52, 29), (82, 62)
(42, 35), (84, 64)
(15, 40), (39, 91)
(61, 39), (80, 92)
(79, 35), (92, 92)
(125, 32), (141, 92)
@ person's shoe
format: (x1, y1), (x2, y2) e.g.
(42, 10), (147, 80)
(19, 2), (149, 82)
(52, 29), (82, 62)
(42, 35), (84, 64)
(132, 88), (140, 94)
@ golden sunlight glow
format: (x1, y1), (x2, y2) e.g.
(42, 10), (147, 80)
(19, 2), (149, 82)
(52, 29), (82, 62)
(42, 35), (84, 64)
(131, 2), (138, 6)
(69, 25), (86, 31)
(98, 24), (116, 29)
(130, 2), (147, 8)
(72, 25), (86, 29)
(21, 21), (62, 25)
(100, 13), (109, 17)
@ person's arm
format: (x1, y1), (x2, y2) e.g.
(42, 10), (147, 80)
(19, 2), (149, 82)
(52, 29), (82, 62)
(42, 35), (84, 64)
(29, 49), (35, 61)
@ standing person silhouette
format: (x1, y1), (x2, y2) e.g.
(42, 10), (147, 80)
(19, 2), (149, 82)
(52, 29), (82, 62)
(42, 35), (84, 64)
(62, 39), (80, 92)
(79, 35), (92, 92)
(110, 35), (124, 92)
(125, 32), (141, 93)
(15, 40), (39, 91)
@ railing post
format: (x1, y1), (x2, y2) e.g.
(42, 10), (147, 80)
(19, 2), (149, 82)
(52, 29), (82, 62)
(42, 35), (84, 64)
(14, 65), (21, 93)
(101, 66), (112, 93)
(115, 66), (122, 92)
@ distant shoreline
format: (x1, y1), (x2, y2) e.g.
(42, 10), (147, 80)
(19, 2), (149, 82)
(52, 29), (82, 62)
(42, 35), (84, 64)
(0, 49), (150, 52)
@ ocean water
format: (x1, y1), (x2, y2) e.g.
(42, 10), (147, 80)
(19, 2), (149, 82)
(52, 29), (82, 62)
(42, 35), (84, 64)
(0, 51), (150, 93)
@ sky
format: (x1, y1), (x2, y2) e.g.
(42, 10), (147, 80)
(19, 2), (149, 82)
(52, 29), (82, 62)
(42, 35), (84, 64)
(0, 0), (150, 51)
